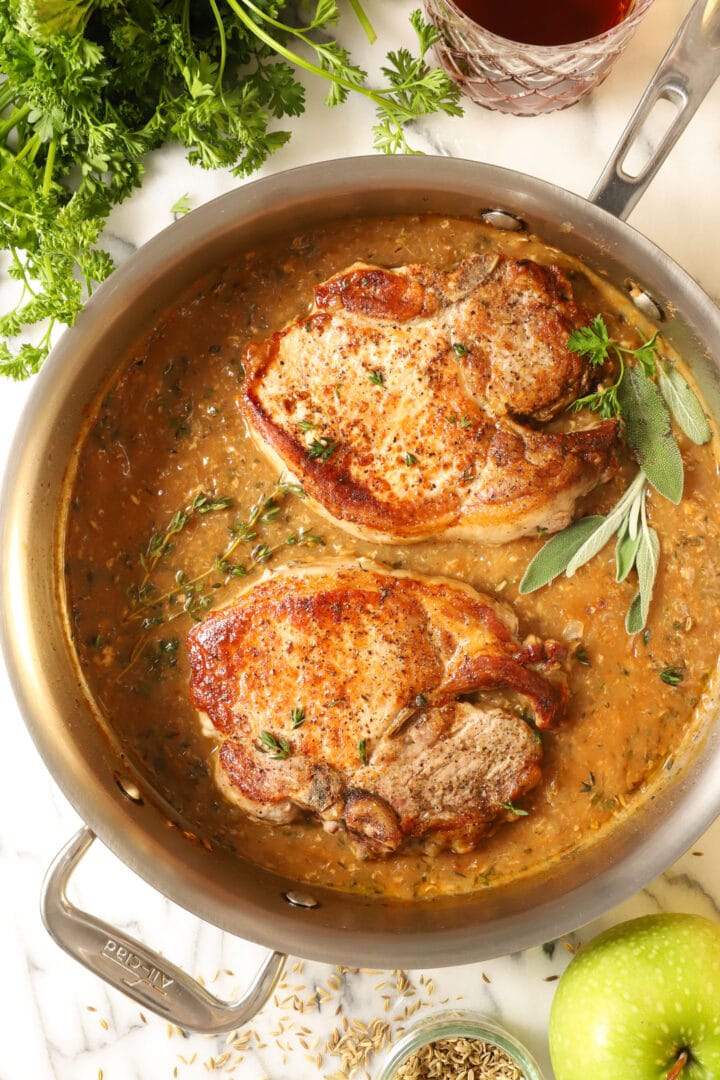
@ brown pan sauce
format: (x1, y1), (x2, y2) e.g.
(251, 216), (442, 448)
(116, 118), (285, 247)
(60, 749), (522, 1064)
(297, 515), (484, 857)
(63, 215), (720, 899)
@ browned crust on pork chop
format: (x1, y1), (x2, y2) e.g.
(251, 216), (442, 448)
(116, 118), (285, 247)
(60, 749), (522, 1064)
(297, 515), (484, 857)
(240, 254), (619, 544)
(187, 559), (564, 855)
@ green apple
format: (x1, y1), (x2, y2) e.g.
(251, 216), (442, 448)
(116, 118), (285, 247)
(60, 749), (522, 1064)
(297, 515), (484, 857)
(549, 913), (720, 1080)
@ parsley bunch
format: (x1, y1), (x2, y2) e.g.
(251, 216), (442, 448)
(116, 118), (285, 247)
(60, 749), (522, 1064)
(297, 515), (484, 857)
(0, 1), (462, 379)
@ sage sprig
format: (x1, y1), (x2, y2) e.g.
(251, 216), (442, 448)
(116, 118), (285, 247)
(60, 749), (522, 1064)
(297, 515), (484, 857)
(520, 316), (711, 633)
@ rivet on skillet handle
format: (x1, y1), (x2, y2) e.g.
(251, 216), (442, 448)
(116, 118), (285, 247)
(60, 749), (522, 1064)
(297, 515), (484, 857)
(591, 0), (720, 221)
(40, 827), (286, 1034)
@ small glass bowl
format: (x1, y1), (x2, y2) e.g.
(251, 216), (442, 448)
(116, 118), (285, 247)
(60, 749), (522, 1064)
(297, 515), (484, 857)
(424, 0), (656, 116)
(376, 1010), (544, 1080)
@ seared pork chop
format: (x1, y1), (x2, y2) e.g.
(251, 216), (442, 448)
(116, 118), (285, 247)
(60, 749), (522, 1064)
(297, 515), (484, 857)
(241, 254), (620, 544)
(187, 560), (566, 856)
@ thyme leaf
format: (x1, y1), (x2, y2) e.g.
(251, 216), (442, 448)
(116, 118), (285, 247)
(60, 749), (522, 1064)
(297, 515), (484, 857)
(660, 665), (684, 686)
(260, 730), (291, 759)
(580, 772), (596, 793)
(290, 707), (306, 729)
(308, 437), (337, 462)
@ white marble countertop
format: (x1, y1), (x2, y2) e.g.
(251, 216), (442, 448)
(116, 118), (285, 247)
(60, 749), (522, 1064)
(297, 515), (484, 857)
(2, 1), (720, 1077)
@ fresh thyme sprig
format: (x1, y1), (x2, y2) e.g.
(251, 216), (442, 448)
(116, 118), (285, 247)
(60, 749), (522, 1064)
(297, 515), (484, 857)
(260, 730), (291, 759)
(308, 437), (337, 463)
(521, 316), (711, 633)
(120, 476), (321, 677)
(127, 476), (316, 623)
(290, 707), (306, 728)
(137, 491), (234, 599)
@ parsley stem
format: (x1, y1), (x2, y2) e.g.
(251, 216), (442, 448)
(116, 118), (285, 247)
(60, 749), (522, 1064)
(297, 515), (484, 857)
(181, 0), (192, 48)
(9, 246), (39, 298)
(42, 138), (57, 198)
(225, 0), (361, 89)
(15, 132), (40, 163)
(0, 83), (16, 112)
(0, 202), (34, 222)
(0, 102), (30, 143)
(207, 0), (228, 86)
(224, 0), (419, 117)
(348, 0), (377, 44)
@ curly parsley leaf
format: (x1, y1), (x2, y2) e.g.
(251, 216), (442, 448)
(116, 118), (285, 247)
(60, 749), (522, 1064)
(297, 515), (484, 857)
(0, 2), (462, 379)
(567, 314), (611, 366)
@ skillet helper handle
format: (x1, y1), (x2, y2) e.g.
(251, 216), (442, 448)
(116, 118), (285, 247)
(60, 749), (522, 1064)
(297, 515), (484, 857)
(40, 827), (286, 1034)
(591, 0), (720, 220)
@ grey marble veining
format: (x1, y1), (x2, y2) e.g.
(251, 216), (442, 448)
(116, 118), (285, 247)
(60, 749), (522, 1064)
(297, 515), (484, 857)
(1, 0), (719, 1076)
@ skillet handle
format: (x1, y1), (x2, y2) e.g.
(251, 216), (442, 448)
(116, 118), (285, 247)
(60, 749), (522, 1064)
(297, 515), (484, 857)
(590, 0), (720, 220)
(40, 827), (286, 1034)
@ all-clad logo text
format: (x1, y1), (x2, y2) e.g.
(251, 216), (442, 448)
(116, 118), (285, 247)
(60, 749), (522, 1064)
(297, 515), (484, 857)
(102, 939), (174, 995)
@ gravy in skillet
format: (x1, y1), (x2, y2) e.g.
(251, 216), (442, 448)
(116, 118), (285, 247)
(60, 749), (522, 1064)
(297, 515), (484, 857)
(62, 214), (720, 899)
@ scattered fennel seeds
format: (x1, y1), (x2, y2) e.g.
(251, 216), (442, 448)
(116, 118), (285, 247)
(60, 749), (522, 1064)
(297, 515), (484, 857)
(392, 1036), (523, 1079)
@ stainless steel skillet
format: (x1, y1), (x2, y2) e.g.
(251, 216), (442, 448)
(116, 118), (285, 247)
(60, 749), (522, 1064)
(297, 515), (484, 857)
(1, 0), (719, 1034)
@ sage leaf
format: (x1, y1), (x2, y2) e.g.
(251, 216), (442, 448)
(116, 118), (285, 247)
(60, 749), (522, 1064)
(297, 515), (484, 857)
(565, 510), (625, 577)
(626, 592), (644, 634)
(657, 361), (712, 445)
(627, 487), (642, 540)
(565, 471), (644, 577)
(519, 516), (604, 594)
(634, 525), (660, 631)
(616, 527), (641, 582)
(617, 365), (684, 504)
